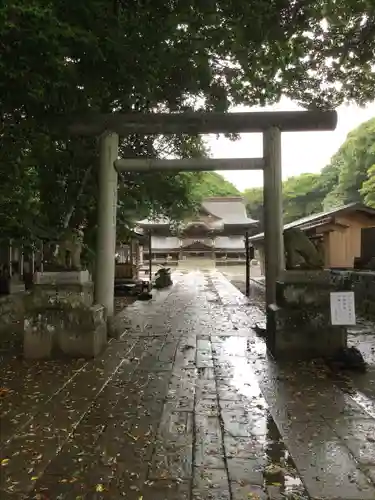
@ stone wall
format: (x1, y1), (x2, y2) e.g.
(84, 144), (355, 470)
(0, 292), (28, 351)
(0, 292), (26, 328)
(267, 270), (348, 360)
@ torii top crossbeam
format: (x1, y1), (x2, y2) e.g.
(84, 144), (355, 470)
(69, 110), (337, 136)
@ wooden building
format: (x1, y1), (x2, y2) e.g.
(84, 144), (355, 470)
(250, 202), (375, 272)
(137, 197), (257, 266)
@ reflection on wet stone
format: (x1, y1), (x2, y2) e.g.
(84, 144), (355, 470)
(137, 480), (191, 500)
(166, 372), (196, 411)
(193, 468), (230, 500)
(149, 410), (193, 480)
(197, 366), (215, 379)
(332, 417), (375, 466)
(195, 379), (217, 401)
(222, 409), (270, 437)
(194, 435), (225, 469)
(195, 399), (219, 416)
(232, 482), (268, 500)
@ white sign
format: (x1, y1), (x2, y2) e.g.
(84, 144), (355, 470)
(330, 291), (356, 326)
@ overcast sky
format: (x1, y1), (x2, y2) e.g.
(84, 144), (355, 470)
(206, 98), (375, 190)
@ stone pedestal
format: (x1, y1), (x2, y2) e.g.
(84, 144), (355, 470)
(266, 270), (348, 360)
(33, 271), (93, 306)
(24, 304), (107, 359)
(0, 275), (26, 294)
(23, 270), (105, 359)
(9, 277), (25, 294)
(267, 304), (347, 360)
(34, 270), (90, 285)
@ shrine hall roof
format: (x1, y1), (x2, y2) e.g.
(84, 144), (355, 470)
(137, 197), (257, 227)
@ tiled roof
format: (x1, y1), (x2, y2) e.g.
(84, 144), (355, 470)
(202, 197), (257, 225)
(249, 202), (375, 242)
(138, 197), (258, 227)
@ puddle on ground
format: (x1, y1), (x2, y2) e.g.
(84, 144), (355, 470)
(217, 335), (309, 498)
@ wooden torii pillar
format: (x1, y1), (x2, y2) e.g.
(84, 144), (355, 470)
(69, 110), (337, 318)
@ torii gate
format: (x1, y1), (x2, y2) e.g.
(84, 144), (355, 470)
(70, 110), (337, 316)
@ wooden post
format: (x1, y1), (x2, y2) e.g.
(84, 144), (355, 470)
(133, 239), (140, 280)
(263, 127), (284, 307)
(31, 250), (35, 274)
(95, 131), (119, 316)
(8, 240), (12, 277)
(245, 231), (250, 297)
(134, 240), (139, 267)
(40, 242), (44, 272)
(129, 239), (134, 267)
(20, 247), (24, 278)
(148, 231), (152, 291)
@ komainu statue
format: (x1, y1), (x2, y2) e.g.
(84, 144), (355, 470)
(284, 227), (324, 270)
(54, 227), (84, 270)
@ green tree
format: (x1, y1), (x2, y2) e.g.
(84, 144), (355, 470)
(192, 173), (239, 199)
(282, 173), (324, 223)
(243, 117), (375, 228)
(322, 118), (375, 209)
(243, 188), (264, 229)
(315, 159), (343, 211)
(244, 173), (328, 229)
(360, 164), (375, 208)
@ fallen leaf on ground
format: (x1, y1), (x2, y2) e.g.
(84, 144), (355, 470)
(263, 464), (284, 478)
(0, 388), (12, 397)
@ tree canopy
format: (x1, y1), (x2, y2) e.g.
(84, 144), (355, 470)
(2, 0), (375, 248)
(192, 173), (239, 199)
(324, 118), (375, 209)
(243, 116), (375, 229)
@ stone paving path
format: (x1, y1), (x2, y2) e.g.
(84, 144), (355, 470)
(1, 271), (375, 499)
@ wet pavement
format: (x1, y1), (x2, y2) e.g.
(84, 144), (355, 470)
(1, 271), (375, 499)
